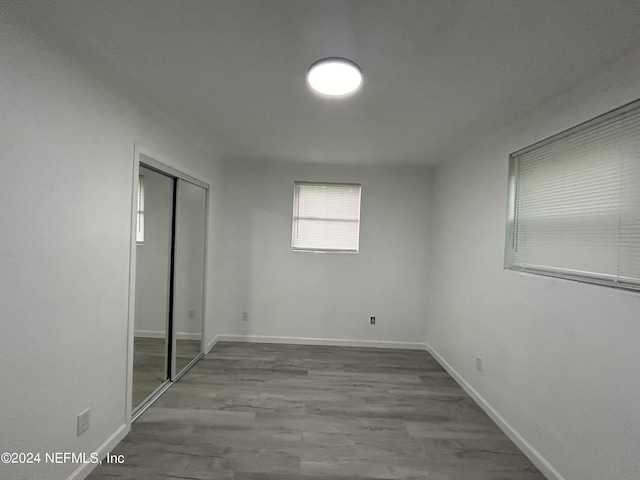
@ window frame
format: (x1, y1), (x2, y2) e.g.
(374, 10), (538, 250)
(136, 174), (145, 244)
(504, 98), (640, 292)
(291, 181), (362, 254)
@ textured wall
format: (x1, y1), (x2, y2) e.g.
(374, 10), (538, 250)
(0, 20), (222, 480)
(217, 160), (432, 348)
(428, 48), (640, 480)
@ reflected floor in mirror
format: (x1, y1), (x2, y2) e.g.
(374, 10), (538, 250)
(132, 337), (167, 408)
(133, 338), (202, 409)
(91, 342), (545, 480)
(176, 338), (202, 373)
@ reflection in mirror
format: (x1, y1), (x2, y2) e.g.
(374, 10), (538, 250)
(173, 179), (206, 376)
(132, 166), (172, 408)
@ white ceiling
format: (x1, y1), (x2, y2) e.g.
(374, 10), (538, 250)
(7, 0), (640, 166)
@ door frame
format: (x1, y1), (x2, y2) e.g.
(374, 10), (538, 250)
(126, 143), (210, 423)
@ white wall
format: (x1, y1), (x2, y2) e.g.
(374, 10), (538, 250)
(428, 48), (640, 480)
(217, 160), (432, 348)
(0, 19), (222, 480)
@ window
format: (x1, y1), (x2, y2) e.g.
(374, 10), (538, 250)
(292, 182), (361, 253)
(136, 175), (145, 244)
(505, 99), (640, 290)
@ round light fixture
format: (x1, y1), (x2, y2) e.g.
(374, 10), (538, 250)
(307, 57), (362, 97)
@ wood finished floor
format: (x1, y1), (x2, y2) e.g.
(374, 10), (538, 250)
(133, 337), (202, 408)
(132, 337), (167, 408)
(89, 342), (546, 480)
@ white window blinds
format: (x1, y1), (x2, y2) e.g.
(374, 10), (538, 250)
(292, 182), (361, 253)
(136, 175), (145, 244)
(505, 100), (640, 290)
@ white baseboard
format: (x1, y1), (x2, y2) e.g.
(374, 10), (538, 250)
(423, 341), (565, 480)
(67, 422), (129, 480)
(204, 335), (219, 354)
(214, 334), (426, 350)
(135, 330), (201, 341)
(126, 331), (563, 480)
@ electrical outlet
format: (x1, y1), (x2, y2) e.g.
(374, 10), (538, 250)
(77, 408), (90, 436)
(476, 357), (483, 372)
(370, 316), (376, 325)
(242, 312), (249, 322)
(188, 309), (195, 319)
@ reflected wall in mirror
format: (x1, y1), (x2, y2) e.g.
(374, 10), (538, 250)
(132, 166), (173, 409)
(173, 179), (207, 375)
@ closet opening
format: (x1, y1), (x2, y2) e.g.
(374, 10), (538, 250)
(130, 150), (208, 421)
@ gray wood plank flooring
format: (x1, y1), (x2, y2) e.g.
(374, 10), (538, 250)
(88, 342), (546, 480)
(133, 337), (202, 408)
(132, 337), (167, 408)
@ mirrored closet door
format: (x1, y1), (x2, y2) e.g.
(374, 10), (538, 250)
(132, 165), (173, 410)
(173, 179), (207, 376)
(132, 156), (208, 418)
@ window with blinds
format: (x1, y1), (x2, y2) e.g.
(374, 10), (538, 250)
(136, 175), (145, 244)
(292, 182), (361, 253)
(505, 99), (640, 290)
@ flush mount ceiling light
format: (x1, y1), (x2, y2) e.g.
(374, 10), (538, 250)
(307, 57), (362, 97)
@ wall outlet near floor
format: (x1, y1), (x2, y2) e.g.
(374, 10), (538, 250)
(370, 316), (376, 325)
(242, 312), (249, 322)
(188, 309), (195, 319)
(77, 408), (90, 436)
(476, 357), (483, 372)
